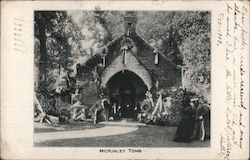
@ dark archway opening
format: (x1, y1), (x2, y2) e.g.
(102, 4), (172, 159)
(107, 70), (148, 119)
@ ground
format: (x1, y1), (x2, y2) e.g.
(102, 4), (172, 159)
(34, 121), (210, 147)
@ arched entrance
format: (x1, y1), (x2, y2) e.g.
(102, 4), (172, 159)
(106, 70), (147, 119)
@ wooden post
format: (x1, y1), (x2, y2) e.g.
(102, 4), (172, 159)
(34, 94), (51, 124)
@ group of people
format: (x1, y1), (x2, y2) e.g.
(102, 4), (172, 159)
(173, 95), (210, 142)
(36, 85), (210, 143)
(90, 100), (136, 123)
(109, 103), (123, 120)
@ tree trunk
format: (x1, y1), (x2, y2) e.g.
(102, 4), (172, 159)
(37, 14), (47, 83)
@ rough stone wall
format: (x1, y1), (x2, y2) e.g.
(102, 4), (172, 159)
(77, 35), (182, 108)
(135, 47), (182, 89)
(132, 35), (182, 90)
(156, 61), (182, 89)
(79, 81), (99, 107)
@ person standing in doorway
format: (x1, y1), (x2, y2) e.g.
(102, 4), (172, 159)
(110, 103), (117, 120)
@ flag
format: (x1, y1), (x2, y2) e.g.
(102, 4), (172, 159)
(102, 56), (106, 67)
(123, 50), (127, 65)
(152, 94), (162, 116)
(154, 52), (158, 64)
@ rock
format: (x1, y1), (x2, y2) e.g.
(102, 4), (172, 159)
(48, 115), (59, 124)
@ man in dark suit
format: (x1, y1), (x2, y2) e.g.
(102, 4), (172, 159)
(192, 97), (210, 141)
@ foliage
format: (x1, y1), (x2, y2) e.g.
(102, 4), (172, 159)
(35, 11), (84, 96)
(34, 10), (211, 119)
(143, 87), (198, 127)
(137, 12), (183, 65)
(178, 12), (211, 99)
(164, 88), (184, 126)
(137, 11), (211, 99)
(35, 93), (55, 115)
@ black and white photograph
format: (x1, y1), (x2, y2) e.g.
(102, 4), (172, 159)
(1, 0), (249, 159)
(33, 9), (211, 147)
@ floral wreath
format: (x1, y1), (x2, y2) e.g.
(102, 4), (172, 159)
(140, 99), (152, 113)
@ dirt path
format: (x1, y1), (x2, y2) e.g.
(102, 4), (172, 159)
(34, 125), (138, 143)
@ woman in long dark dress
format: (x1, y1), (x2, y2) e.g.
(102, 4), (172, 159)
(173, 97), (196, 142)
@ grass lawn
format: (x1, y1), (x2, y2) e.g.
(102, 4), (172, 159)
(35, 124), (210, 147)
